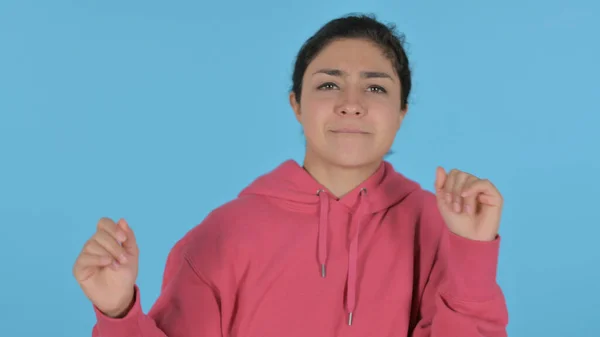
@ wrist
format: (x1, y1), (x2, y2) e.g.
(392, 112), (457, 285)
(443, 231), (501, 300)
(103, 288), (136, 318)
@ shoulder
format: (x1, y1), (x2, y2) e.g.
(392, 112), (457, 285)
(388, 181), (446, 248)
(412, 188), (443, 226)
(193, 194), (275, 241)
(411, 188), (446, 258)
(185, 193), (271, 237)
(169, 194), (271, 273)
(416, 189), (445, 235)
(388, 175), (443, 225)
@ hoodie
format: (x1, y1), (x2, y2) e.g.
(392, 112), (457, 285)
(92, 159), (509, 337)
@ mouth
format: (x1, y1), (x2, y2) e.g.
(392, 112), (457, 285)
(330, 128), (370, 134)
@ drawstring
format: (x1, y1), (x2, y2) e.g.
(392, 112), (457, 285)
(317, 189), (329, 278)
(347, 188), (368, 326)
(316, 188), (369, 326)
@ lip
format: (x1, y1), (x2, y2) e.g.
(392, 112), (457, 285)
(330, 128), (370, 134)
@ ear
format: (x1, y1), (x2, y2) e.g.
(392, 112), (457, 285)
(289, 92), (302, 123)
(396, 105), (408, 131)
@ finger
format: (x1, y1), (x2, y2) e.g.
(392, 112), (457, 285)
(118, 218), (138, 255)
(73, 253), (113, 282)
(477, 193), (500, 206)
(461, 176), (479, 214)
(84, 239), (122, 270)
(77, 253), (113, 268)
(82, 237), (124, 272)
(443, 169), (459, 207)
(434, 166), (447, 193)
(450, 172), (470, 213)
(434, 167), (453, 213)
(93, 230), (129, 264)
(97, 217), (127, 244)
(460, 179), (503, 207)
(83, 239), (111, 257)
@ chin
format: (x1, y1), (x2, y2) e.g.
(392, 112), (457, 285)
(325, 150), (383, 169)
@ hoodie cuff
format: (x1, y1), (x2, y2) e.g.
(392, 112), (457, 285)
(94, 285), (142, 337)
(443, 231), (501, 301)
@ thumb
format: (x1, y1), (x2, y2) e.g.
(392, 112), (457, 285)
(434, 166), (446, 193)
(118, 218), (138, 255)
(434, 167), (451, 213)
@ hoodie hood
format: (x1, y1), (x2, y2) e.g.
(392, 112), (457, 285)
(239, 159), (421, 325)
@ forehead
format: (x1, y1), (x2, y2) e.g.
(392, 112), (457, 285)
(307, 38), (396, 73)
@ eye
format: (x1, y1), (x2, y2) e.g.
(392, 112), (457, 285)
(367, 85), (387, 94)
(317, 82), (339, 90)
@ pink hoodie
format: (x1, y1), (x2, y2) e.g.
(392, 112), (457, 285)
(92, 160), (508, 337)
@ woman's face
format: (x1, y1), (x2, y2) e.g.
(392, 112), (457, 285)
(290, 38), (406, 169)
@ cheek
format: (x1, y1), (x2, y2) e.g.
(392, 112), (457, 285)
(303, 91), (336, 110)
(300, 96), (334, 129)
(371, 108), (402, 138)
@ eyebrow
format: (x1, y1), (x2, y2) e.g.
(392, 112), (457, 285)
(312, 68), (394, 81)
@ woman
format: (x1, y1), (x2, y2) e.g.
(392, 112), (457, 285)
(73, 14), (509, 337)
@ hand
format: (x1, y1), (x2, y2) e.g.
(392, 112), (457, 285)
(73, 218), (139, 317)
(434, 167), (503, 241)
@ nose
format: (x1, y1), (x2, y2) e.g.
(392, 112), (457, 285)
(334, 90), (367, 117)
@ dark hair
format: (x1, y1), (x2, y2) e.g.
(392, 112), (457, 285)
(291, 13), (412, 111)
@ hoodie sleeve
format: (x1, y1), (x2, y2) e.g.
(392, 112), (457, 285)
(411, 195), (509, 337)
(91, 223), (231, 337)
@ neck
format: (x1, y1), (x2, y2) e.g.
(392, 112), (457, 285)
(302, 150), (382, 199)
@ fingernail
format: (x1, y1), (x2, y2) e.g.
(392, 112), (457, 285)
(453, 202), (461, 213)
(112, 261), (120, 269)
(116, 231), (126, 243)
(119, 254), (128, 264)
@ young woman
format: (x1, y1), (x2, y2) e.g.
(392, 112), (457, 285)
(73, 14), (509, 337)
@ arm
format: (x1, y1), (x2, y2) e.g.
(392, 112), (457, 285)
(91, 240), (224, 337)
(411, 227), (509, 337)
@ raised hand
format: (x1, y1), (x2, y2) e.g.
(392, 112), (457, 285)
(73, 218), (139, 317)
(434, 167), (503, 241)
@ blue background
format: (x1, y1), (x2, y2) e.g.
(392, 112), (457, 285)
(1, 1), (598, 336)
